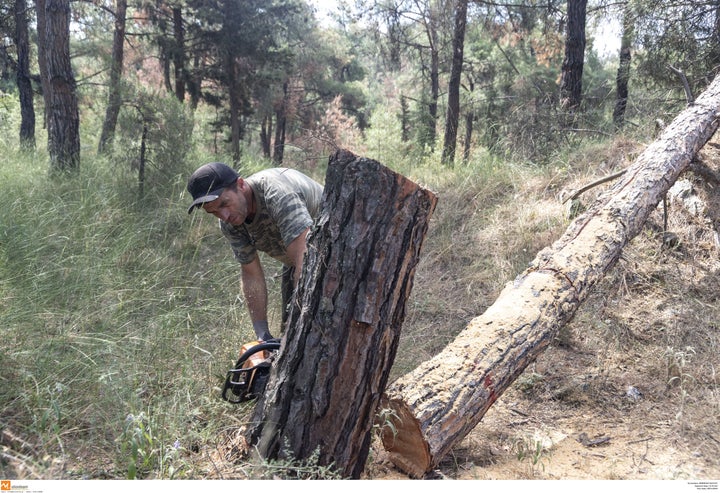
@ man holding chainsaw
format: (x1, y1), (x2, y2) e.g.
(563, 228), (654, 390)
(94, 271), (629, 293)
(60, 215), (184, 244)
(187, 162), (323, 341)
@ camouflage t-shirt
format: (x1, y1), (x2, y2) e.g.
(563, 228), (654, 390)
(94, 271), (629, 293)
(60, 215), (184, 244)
(220, 168), (323, 266)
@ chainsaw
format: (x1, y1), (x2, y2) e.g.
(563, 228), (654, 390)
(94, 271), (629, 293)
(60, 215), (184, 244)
(221, 338), (281, 404)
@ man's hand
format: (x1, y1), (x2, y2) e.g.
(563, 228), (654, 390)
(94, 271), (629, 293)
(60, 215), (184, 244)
(252, 320), (274, 341)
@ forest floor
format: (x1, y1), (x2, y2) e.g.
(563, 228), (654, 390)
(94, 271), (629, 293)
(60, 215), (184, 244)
(7, 134), (714, 483)
(361, 137), (720, 481)
(197, 135), (720, 482)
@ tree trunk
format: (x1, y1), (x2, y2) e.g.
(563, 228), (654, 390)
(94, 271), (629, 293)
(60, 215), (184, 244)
(35, 0), (49, 127)
(613, 4), (633, 130)
(380, 73), (720, 478)
(400, 95), (410, 142)
(1, 46), (13, 83)
(427, 10), (439, 150)
(15, 0), (35, 150)
(272, 81), (288, 165)
(559, 0), (587, 112)
(260, 114), (272, 158)
(462, 78), (474, 163)
(138, 121), (147, 198)
(187, 54), (201, 109)
(462, 109), (473, 162)
(172, 7), (185, 102)
(160, 41), (172, 94)
(441, 0), (468, 165)
(272, 112), (286, 164)
(44, 0), (80, 172)
(98, 0), (126, 155)
(249, 149), (437, 479)
(226, 52), (242, 163)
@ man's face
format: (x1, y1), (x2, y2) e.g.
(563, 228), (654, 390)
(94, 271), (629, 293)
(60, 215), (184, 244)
(201, 180), (248, 226)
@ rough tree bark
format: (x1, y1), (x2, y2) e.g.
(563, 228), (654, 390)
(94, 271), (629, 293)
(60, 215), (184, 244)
(380, 74), (720, 478)
(248, 150), (437, 479)
(559, 0), (587, 111)
(15, 0), (35, 150)
(272, 81), (288, 165)
(35, 0), (49, 126)
(613, 3), (633, 130)
(441, 0), (468, 165)
(98, 0), (127, 155)
(462, 77), (475, 163)
(172, 7), (185, 102)
(426, 5), (440, 150)
(43, 0), (80, 171)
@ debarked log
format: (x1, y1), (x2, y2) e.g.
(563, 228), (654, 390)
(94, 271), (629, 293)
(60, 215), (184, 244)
(380, 73), (720, 478)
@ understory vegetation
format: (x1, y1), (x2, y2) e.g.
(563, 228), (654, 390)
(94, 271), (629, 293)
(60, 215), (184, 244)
(2, 92), (718, 479)
(3, 0), (720, 471)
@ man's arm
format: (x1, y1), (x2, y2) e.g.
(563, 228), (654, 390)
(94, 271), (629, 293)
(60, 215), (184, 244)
(240, 256), (272, 340)
(285, 227), (310, 286)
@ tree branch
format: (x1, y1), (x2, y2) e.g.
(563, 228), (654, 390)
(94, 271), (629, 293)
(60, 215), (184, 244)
(561, 169), (627, 204)
(668, 64), (694, 104)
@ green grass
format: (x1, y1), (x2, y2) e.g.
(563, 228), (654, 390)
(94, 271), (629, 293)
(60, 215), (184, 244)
(0, 146), (269, 478)
(5, 102), (705, 479)
(0, 122), (419, 478)
(1, 132), (530, 478)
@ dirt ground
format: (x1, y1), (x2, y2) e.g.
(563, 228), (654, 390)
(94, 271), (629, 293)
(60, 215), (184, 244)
(369, 329), (720, 480)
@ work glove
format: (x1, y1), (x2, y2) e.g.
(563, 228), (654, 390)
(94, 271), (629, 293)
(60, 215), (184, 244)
(252, 320), (274, 341)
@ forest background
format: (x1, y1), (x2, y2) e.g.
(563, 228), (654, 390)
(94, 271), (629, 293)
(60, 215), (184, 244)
(1, 0), (719, 480)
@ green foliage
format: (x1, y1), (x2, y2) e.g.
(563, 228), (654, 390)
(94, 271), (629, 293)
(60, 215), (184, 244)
(633, 0), (720, 93)
(182, 0), (309, 144)
(117, 411), (187, 479)
(252, 442), (343, 480)
(112, 90), (196, 196)
(283, 25), (372, 144)
(512, 433), (551, 473)
(0, 91), (24, 150)
(517, 372), (546, 394)
(373, 407), (399, 441)
(363, 101), (409, 164)
(0, 144), (265, 478)
(459, 15), (616, 161)
(411, 92), (439, 152)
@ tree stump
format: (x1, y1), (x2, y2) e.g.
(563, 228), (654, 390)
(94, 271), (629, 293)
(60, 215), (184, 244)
(248, 149), (438, 478)
(380, 73), (720, 477)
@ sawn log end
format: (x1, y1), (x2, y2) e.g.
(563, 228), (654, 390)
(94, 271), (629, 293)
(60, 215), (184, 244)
(378, 395), (432, 478)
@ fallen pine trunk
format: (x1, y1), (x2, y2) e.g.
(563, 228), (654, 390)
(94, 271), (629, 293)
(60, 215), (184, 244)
(380, 74), (720, 478)
(248, 150), (437, 479)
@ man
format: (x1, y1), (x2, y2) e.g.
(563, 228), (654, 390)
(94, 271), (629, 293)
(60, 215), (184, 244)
(187, 162), (323, 341)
